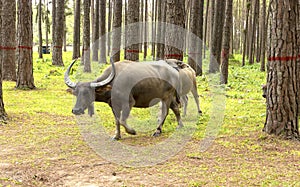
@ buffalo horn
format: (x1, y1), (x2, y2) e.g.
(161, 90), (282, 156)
(64, 59), (77, 88)
(90, 58), (116, 88)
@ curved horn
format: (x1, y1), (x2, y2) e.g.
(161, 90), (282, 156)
(90, 58), (116, 88)
(64, 59), (77, 88)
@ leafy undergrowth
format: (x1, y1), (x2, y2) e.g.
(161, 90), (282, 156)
(0, 52), (299, 186)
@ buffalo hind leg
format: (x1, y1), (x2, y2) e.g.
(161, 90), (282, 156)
(191, 84), (202, 114)
(153, 100), (170, 137)
(170, 100), (184, 129)
(112, 108), (122, 140)
(120, 103), (136, 135)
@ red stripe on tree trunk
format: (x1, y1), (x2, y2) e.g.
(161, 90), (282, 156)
(0, 46), (16, 50)
(18, 46), (32, 50)
(268, 55), (300, 61)
(126, 49), (139, 53)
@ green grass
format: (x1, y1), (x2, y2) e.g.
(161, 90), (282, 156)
(0, 52), (299, 186)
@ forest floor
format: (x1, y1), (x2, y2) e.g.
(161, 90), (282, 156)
(0, 53), (299, 186)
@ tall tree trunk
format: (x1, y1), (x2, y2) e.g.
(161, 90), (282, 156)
(260, 0), (266, 71)
(221, 0), (233, 84)
(188, 0), (203, 76)
(249, 0), (258, 64)
(52, 0), (56, 47)
(52, 0), (64, 66)
(143, 0), (148, 60)
(72, 0), (81, 59)
(264, 0), (299, 140)
(203, 0), (209, 58)
(45, 0), (49, 54)
(1, 0), (16, 81)
(242, 0), (250, 66)
(16, 0), (35, 89)
(255, 0), (260, 63)
(164, 0), (185, 61)
(139, 0), (144, 52)
(38, 0), (43, 58)
(107, 0), (112, 57)
(209, 0), (225, 73)
(0, 0), (7, 122)
(151, 0), (156, 59)
(125, 0), (139, 61)
(99, 0), (106, 63)
(83, 0), (91, 72)
(111, 0), (122, 62)
(92, 0), (99, 61)
(155, 0), (163, 60)
(63, 14), (67, 52)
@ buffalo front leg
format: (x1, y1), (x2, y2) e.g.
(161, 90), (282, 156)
(191, 85), (202, 114)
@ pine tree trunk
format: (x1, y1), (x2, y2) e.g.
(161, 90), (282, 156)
(155, 0), (164, 60)
(52, 0), (64, 66)
(92, 0), (99, 61)
(52, 0), (56, 46)
(264, 0), (299, 140)
(221, 0), (233, 84)
(188, 0), (203, 76)
(45, 0), (49, 54)
(107, 0), (112, 57)
(0, 0), (7, 122)
(83, 0), (91, 72)
(125, 0), (139, 61)
(1, 0), (17, 81)
(16, 0), (35, 89)
(99, 0), (106, 63)
(165, 0), (185, 61)
(63, 15), (67, 52)
(209, 0), (225, 73)
(143, 0), (148, 60)
(249, 0), (258, 64)
(151, 0), (156, 58)
(242, 0), (250, 66)
(260, 0), (266, 71)
(111, 0), (122, 62)
(38, 0), (43, 59)
(203, 0), (209, 58)
(72, 0), (81, 59)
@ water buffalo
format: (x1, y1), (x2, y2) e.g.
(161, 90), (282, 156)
(164, 59), (202, 116)
(65, 59), (183, 140)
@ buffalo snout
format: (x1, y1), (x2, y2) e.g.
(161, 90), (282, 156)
(72, 108), (85, 115)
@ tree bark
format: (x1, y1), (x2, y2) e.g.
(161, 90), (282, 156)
(52, 0), (64, 66)
(72, 0), (81, 59)
(221, 0), (233, 84)
(260, 0), (266, 71)
(0, 0), (7, 122)
(92, 0), (99, 61)
(264, 0), (299, 140)
(1, 0), (17, 81)
(188, 0), (203, 76)
(209, 0), (225, 73)
(143, 0), (148, 60)
(164, 0), (185, 61)
(16, 0), (35, 89)
(111, 0), (122, 62)
(38, 0), (43, 58)
(52, 0), (56, 47)
(99, 0), (106, 63)
(249, 0), (258, 64)
(83, 0), (91, 72)
(203, 0), (209, 58)
(155, 0), (164, 60)
(107, 0), (112, 57)
(242, 0), (250, 66)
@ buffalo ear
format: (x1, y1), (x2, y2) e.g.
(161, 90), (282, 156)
(66, 88), (75, 95)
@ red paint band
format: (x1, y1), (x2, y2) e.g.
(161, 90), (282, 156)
(126, 50), (139, 53)
(165, 54), (183, 58)
(268, 55), (300, 61)
(53, 46), (62, 48)
(0, 46), (16, 50)
(18, 46), (32, 50)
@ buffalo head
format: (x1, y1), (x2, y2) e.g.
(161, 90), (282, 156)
(64, 59), (115, 116)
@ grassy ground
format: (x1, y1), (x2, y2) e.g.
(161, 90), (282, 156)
(0, 52), (299, 186)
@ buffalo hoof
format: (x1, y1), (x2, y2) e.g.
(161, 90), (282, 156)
(126, 128), (136, 135)
(152, 129), (161, 137)
(112, 135), (121, 141)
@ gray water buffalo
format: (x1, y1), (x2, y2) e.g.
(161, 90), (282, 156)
(65, 59), (183, 140)
(164, 59), (202, 116)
